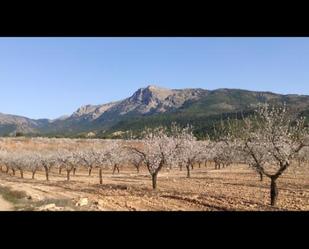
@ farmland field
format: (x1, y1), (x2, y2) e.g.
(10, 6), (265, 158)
(0, 138), (308, 211)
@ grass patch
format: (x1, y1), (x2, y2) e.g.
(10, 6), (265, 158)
(0, 185), (78, 211)
(0, 185), (28, 208)
(23, 198), (78, 211)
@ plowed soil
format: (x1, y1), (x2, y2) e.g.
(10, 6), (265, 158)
(0, 163), (308, 211)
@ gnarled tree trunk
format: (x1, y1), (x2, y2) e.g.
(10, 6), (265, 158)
(44, 166), (49, 181)
(59, 167), (62, 175)
(186, 163), (191, 178)
(112, 164), (120, 175)
(32, 170), (36, 179)
(152, 173), (158, 190)
(270, 177), (278, 206)
(67, 170), (71, 181)
(73, 167), (76, 176)
(259, 171), (263, 182)
(214, 161), (218, 169)
(99, 168), (103, 184)
(20, 169), (24, 179)
(88, 167), (92, 176)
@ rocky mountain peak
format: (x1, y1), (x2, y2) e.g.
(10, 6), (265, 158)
(70, 101), (119, 121)
(72, 105), (99, 117)
(130, 85), (173, 104)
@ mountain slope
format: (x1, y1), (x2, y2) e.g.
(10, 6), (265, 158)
(35, 85), (210, 135)
(1, 85), (309, 137)
(0, 113), (50, 136)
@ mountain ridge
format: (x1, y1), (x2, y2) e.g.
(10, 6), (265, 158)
(1, 85), (309, 137)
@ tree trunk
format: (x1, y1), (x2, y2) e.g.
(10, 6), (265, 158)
(88, 167), (92, 176)
(32, 170), (36, 179)
(205, 161), (207, 167)
(20, 169), (23, 179)
(73, 167), (76, 176)
(99, 168), (103, 184)
(5, 166), (9, 173)
(259, 171), (263, 182)
(44, 166), (49, 181)
(59, 167), (62, 175)
(198, 162), (201, 168)
(270, 177), (278, 206)
(186, 164), (191, 178)
(191, 163), (194, 170)
(67, 170), (71, 181)
(152, 173), (158, 190)
(112, 164), (120, 174)
(136, 166), (140, 174)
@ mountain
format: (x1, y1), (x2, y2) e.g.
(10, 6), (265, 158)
(1, 85), (309, 138)
(0, 113), (49, 136)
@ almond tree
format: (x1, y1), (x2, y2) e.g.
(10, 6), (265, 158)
(128, 126), (177, 190)
(74, 148), (96, 176)
(223, 104), (309, 206)
(0, 150), (10, 173)
(55, 150), (77, 181)
(296, 146), (309, 168)
(5, 152), (25, 178)
(212, 142), (235, 170)
(22, 152), (41, 179)
(87, 144), (118, 185)
(128, 152), (144, 173)
(172, 126), (202, 178)
(108, 141), (126, 175)
(200, 140), (218, 169)
(37, 152), (58, 181)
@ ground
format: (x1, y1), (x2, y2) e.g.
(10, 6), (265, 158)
(0, 195), (13, 211)
(0, 163), (308, 211)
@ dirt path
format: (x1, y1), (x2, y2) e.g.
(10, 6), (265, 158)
(0, 195), (14, 211)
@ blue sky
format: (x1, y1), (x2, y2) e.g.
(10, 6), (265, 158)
(0, 37), (308, 119)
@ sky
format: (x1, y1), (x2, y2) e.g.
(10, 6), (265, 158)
(0, 37), (309, 119)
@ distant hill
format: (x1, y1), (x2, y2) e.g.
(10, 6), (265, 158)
(1, 85), (309, 138)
